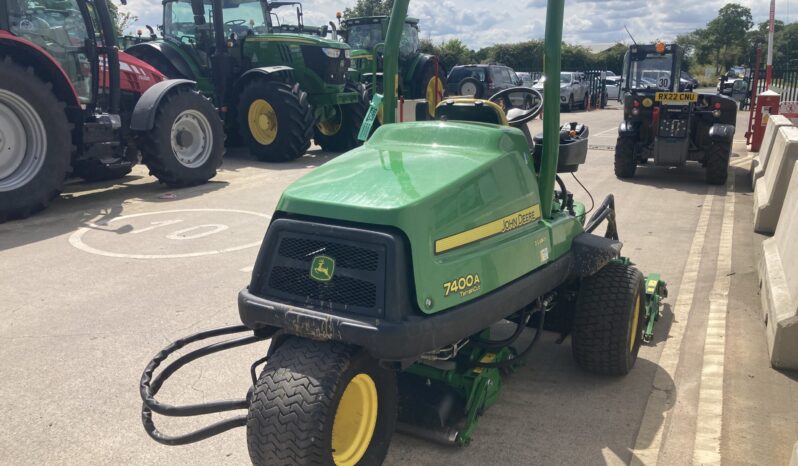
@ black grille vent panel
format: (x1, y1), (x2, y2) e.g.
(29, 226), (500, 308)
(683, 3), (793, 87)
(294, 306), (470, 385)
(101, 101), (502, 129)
(256, 228), (387, 317)
(268, 266), (377, 308)
(277, 237), (379, 271)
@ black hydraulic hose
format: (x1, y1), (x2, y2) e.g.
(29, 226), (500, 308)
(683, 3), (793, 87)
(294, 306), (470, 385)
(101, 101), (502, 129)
(473, 306), (546, 369)
(471, 306), (531, 350)
(555, 175), (568, 211)
(584, 194), (619, 240)
(139, 325), (270, 445)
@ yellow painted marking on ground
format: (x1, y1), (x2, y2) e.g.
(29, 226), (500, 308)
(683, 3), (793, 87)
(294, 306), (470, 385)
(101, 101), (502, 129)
(630, 187), (717, 465)
(693, 175), (735, 464)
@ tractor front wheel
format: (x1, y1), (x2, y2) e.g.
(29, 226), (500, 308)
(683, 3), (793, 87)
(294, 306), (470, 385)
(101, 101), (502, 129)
(139, 88), (224, 187)
(314, 82), (369, 152)
(614, 137), (637, 179)
(247, 337), (397, 466)
(238, 80), (314, 162)
(0, 58), (72, 222)
(706, 141), (730, 185)
(572, 261), (646, 375)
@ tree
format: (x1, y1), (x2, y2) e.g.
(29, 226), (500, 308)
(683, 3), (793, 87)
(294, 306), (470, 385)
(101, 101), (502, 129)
(107, 0), (138, 36)
(437, 38), (474, 71)
(703, 3), (753, 73)
(343, 0), (394, 20)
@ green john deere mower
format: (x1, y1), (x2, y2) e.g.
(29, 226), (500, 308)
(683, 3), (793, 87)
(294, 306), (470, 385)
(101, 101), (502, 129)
(139, 0), (667, 463)
(126, 0), (368, 159)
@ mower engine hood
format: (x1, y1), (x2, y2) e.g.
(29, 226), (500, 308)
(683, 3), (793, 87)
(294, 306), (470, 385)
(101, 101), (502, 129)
(276, 121), (554, 313)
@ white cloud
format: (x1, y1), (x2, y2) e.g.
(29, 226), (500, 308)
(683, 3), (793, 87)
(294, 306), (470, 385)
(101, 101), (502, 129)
(118, 0), (781, 49)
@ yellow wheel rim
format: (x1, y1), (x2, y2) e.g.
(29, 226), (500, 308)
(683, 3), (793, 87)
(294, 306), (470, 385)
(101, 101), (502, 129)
(248, 99), (278, 145)
(629, 294), (641, 352)
(331, 373), (378, 466)
(317, 107), (343, 136)
(426, 76), (443, 117)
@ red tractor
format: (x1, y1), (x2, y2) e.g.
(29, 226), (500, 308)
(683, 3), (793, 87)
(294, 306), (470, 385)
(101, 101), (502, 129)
(0, 0), (225, 221)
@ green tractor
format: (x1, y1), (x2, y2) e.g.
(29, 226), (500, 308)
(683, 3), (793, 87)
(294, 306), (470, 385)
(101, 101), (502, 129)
(338, 14), (445, 117)
(126, 0), (369, 159)
(139, 0), (667, 463)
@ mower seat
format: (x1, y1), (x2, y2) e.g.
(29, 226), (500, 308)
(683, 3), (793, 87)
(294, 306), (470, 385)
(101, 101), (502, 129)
(434, 98), (508, 126)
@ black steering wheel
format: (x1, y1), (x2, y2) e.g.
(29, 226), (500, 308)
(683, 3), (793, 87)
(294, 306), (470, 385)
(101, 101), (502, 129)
(225, 19), (247, 26)
(488, 87), (543, 126)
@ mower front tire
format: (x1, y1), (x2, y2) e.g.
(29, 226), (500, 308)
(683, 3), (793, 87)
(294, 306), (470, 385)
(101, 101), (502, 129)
(247, 337), (397, 466)
(614, 137), (637, 179)
(314, 82), (369, 152)
(706, 141), (730, 185)
(238, 80), (314, 162)
(139, 88), (224, 187)
(572, 261), (646, 376)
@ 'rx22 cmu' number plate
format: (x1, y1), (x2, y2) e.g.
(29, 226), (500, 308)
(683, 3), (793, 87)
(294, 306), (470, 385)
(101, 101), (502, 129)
(655, 92), (698, 103)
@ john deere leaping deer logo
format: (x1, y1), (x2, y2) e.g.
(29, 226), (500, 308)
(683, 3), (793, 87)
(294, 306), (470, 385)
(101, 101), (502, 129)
(310, 255), (335, 282)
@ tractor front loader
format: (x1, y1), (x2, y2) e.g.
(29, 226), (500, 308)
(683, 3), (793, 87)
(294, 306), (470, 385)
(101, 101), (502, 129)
(138, 0), (668, 464)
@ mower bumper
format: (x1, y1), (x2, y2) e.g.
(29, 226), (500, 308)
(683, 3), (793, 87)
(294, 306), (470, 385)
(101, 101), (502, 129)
(238, 252), (574, 362)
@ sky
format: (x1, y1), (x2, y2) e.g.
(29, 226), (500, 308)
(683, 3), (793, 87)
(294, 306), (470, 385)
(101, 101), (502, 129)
(120, 0), (790, 50)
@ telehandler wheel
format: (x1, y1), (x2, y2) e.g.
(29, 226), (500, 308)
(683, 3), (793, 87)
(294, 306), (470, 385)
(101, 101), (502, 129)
(139, 87), (224, 187)
(238, 80), (314, 162)
(614, 137), (637, 179)
(0, 58), (72, 222)
(314, 82), (369, 152)
(572, 261), (646, 376)
(705, 141), (730, 185)
(247, 337), (397, 466)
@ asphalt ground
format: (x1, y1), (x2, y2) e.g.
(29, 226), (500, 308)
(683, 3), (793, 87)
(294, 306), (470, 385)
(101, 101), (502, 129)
(1, 101), (796, 465)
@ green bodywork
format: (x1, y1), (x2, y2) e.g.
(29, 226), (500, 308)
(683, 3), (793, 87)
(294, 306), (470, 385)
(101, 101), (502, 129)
(276, 121), (584, 314)
(340, 16), (432, 98)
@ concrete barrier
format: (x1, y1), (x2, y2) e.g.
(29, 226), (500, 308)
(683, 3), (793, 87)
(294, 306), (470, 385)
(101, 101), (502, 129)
(791, 441), (798, 466)
(753, 125), (798, 234)
(752, 115), (793, 187)
(759, 162), (798, 369)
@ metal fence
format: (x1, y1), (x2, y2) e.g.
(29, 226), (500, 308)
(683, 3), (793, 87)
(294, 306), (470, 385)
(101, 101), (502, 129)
(750, 66), (798, 101)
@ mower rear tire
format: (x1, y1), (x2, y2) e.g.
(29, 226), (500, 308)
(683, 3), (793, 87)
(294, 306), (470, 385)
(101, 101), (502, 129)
(139, 88), (224, 187)
(238, 80), (314, 162)
(706, 141), (730, 185)
(247, 336), (397, 466)
(314, 82), (368, 152)
(614, 137), (637, 179)
(0, 58), (72, 222)
(572, 261), (646, 376)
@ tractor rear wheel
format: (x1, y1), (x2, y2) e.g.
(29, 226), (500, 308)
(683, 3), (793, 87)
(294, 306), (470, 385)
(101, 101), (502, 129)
(139, 88), (224, 187)
(314, 82), (369, 152)
(238, 80), (314, 162)
(705, 141), (730, 185)
(414, 62), (445, 118)
(572, 261), (646, 376)
(0, 58), (72, 222)
(614, 137), (637, 179)
(247, 337), (397, 466)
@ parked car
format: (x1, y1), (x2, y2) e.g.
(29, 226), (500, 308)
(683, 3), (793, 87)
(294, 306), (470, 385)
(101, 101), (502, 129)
(516, 72), (536, 87)
(605, 75), (623, 101)
(446, 64), (521, 98)
(681, 71), (699, 89)
(533, 71), (590, 111)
